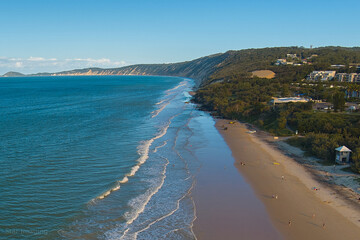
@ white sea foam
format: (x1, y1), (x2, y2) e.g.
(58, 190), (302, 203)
(119, 177), (129, 184)
(91, 120), (172, 203)
(153, 141), (167, 153)
(104, 80), (196, 240)
(152, 80), (188, 118)
(151, 102), (169, 118)
(155, 99), (166, 105)
(165, 81), (187, 94)
(129, 178), (196, 239)
(118, 156), (169, 240)
(95, 182), (121, 201)
(128, 165), (140, 176)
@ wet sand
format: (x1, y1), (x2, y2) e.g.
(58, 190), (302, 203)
(215, 119), (360, 240)
(191, 115), (281, 239)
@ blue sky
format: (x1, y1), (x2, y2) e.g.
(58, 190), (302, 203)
(0, 0), (359, 74)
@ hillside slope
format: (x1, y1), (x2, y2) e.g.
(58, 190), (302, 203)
(32, 53), (229, 87)
(3, 47), (360, 87)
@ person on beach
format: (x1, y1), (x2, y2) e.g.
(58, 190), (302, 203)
(288, 220), (292, 227)
(322, 223), (326, 229)
(281, 175), (285, 180)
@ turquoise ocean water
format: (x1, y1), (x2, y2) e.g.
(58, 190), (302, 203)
(0, 76), (201, 239)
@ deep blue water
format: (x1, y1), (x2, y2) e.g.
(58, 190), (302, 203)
(0, 76), (200, 239)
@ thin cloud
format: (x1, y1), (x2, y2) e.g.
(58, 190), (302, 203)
(0, 56), (127, 74)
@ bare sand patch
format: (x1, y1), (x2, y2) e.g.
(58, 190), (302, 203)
(252, 70), (275, 79)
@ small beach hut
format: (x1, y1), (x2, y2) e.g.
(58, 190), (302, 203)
(335, 146), (352, 164)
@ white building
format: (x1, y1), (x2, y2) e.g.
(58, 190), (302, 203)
(270, 97), (310, 104)
(351, 73), (360, 83)
(287, 54), (298, 58)
(275, 59), (287, 65)
(335, 73), (360, 82)
(331, 64), (345, 68)
(335, 73), (347, 82)
(307, 71), (336, 81)
(345, 90), (360, 98)
(347, 73), (358, 82)
(335, 146), (352, 164)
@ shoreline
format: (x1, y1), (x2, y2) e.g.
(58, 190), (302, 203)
(215, 119), (360, 239)
(191, 114), (281, 239)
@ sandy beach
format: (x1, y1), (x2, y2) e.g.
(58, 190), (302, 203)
(215, 119), (360, 240)
(191, 115), (281, 239)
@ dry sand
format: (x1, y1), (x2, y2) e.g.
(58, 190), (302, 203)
(216, 119), (360, 240)
(252, 70), (275, 79)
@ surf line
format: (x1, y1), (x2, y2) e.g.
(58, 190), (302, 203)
(91, 116), (176, 202)
(151, 101), (170, 118)
(119, 155), (170, 240)
(153, 141), (167, 153)
(165, 80), (188, 94)
(131, 177), (197, 239)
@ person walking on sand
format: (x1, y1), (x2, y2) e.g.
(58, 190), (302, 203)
(288, 220), (292, 227)
(322, 223), (326, 229)
(281, 175), (285, 180)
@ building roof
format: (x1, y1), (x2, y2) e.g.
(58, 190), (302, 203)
(335, 146), (352, 152)
(271, 97), (309, 104)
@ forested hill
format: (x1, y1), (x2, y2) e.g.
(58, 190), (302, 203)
(203, 46), (360, 84)
(1, 53), (229, 87)
(194, 46), (360, 172)
(2, 46), (360, 87)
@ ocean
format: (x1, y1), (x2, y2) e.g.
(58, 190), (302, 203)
(0, 76), (201, 239)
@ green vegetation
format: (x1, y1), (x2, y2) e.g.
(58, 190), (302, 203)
(203, 46), (360, 86)
(195, 46), (360, 172)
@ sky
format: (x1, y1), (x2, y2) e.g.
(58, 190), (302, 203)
(0, 0), (359, 74)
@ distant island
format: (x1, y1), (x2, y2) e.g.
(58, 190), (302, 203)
(2, 71), (25, 77)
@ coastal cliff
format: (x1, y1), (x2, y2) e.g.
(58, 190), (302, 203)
(1, 53), (230, 87)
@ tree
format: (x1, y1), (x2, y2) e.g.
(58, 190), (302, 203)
(351, 148), (360, 173)
(332, 92), (346, 112)
(282, 84), (290, 97)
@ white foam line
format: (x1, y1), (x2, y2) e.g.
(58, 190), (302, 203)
(153, 141), (167, 153)
(131, 178), (196, 239)
(165, 81), (187, 93)
(155, 99), (166, 105)
(126, 156), (168, 226)
(162, 228), (182, 239)
(189, 190), (198, 240)
(123, 114), (196, 239)
(119, 155), (169, 240)
(152, 80), (189, 118)
(151, 102), (170, 118)
(91, 120), (172, 203)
